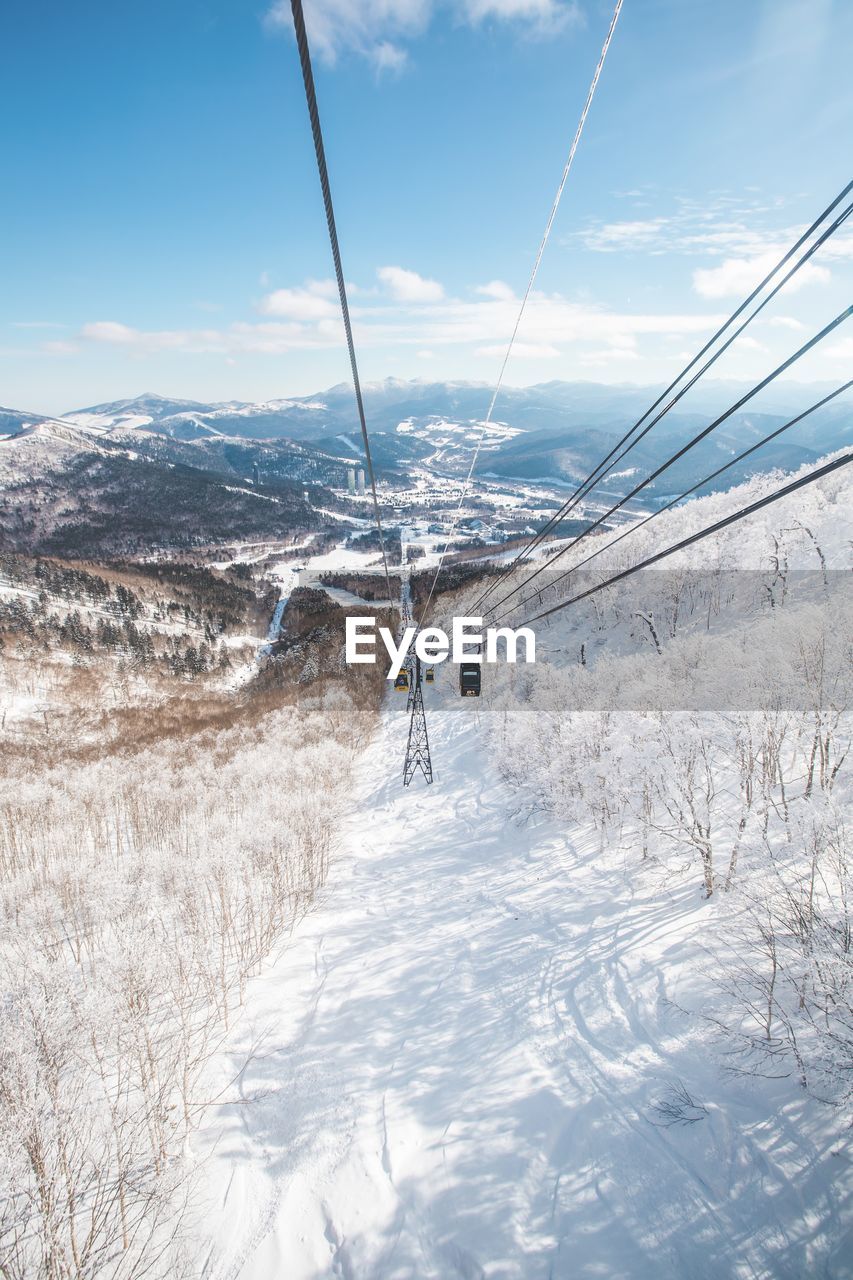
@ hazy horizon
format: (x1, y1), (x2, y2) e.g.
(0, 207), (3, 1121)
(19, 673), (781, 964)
(6, 369), (851, 423)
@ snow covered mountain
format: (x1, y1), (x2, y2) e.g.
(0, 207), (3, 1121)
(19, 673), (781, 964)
(0, 405), (77, 439)
(61, 391), (217, 432)
(62, 390), (331, 442)
(50, 377), (849, 449)
(2, 378), (842, 485)
(0, 421), (323, 556)
(1, 380), (848, 555)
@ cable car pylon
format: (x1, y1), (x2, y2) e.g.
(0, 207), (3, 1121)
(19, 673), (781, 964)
(399, 569), (418, 710)
(403, 655), (433, 787)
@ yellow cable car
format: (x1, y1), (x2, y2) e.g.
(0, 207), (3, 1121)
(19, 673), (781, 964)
(425, 666), (435, 684)
(394, 670), (410, 692)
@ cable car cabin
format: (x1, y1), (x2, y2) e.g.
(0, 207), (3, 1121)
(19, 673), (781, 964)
(425, 666), (435, 684)
(459, 663), (481, 698)
(394, 670), (410, 692)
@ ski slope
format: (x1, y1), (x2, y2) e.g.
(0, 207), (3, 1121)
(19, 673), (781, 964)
(190, 686), (852, 1279)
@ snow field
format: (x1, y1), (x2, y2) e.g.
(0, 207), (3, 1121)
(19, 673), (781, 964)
(189, 684), (852, 1279)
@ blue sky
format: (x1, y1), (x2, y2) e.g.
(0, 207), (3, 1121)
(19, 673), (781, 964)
(2, 0), (851, 415)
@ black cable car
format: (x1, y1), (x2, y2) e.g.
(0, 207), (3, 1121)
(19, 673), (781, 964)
(459, 662), (481, 697)
(425, 666), (435, 684)
(394, 670), (410, 692)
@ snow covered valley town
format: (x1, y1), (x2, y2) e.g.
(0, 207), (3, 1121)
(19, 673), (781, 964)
(0, 375), (851, 1279)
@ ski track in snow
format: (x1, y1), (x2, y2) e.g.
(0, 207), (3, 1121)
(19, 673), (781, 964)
(190, 689), (853, 1280)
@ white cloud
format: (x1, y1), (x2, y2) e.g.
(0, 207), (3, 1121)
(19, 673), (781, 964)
(822, 337), (853, 360)
(463, 0), (580, 30)
(735, 334), (768, 353)
(572, 196), (786, 258)
(310, 276), (361, 298)
(82, 321), (140, 345)
(578, 346), (640, 367)
(266, 0), (431, 66)
(573, 198), (853, 267)
(632, 222), (774, 257)
(42, 340), (79, 355)
(81, 321), (234, 354)
(692, 252), (831, 299)
(378, 265), (444, 302)
(265, 0), (580, 67)
(822, 235), (853, 261)
(768, 315), (805, 330)
(76, 280), (728, 365)
(372, 40), (409, 73)
(229, 320), (344, 352)
(257, 283), (339, 320)
(422, 292), (720, 348)
(476, 280), (516, 301)
(574, 196), (852, 325)
(476, 341), (559, 359)
(577, 217), (671, 252)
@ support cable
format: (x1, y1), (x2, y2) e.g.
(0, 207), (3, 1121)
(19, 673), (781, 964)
(513, 453), (852, 628)
(417, 0), (624, 626)
(482, 304), (853, 623)
(491, 380), (852, 624)
(290, 0), (394, 605)
(471, 182), (853, 615)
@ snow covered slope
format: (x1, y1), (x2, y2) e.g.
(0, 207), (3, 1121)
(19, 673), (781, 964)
(188, 687), (851, 1279)
(0, 406), (77, 438)
(62, 391), (225, 432)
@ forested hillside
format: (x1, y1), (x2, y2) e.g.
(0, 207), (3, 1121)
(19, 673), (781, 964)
(454, 455), (853, 1104)
(185, 458), (852, 1280)
(0, 435), (316, 557)
(0, 552), (389, 1277)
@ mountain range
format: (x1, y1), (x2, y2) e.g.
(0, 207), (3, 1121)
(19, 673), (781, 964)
(3, 376), (848, 445)
(0, 379), (848, 555)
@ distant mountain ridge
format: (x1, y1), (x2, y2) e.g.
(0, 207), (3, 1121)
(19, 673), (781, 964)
(0, 406), (73, 437)
(0, 376), (845, 442)
(2, 378), (848, 501)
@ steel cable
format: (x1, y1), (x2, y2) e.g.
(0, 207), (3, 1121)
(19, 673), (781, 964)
(470, 181), (853, 616)
(291, 0), (394, 605)
(417, 0), (624, 626)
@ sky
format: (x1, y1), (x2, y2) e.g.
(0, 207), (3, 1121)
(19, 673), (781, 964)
(1, 0), (852, 416)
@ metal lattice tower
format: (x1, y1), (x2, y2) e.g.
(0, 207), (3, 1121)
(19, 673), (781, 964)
(403, 656), (433, 787)
(406, 651), (416, 712)
(400, 570), (417, 711)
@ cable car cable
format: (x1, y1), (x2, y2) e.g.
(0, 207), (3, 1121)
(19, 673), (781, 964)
(417, 0), (624, 628)
(512, 452), (852, 629)
(481, 303), (853, 623)
(470, 182), (853, 615)
(471, 186), (853, 615)
(290, 0), (394, 607)
(490, 380), (852, 625)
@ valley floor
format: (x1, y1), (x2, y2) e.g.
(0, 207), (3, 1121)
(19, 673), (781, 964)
(189, 684), (852, 1280)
